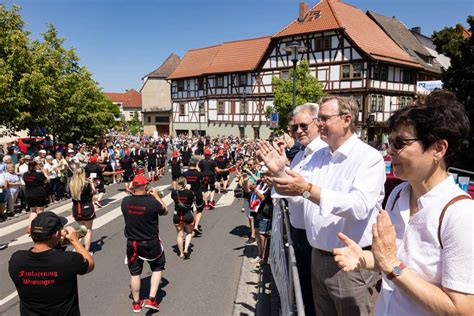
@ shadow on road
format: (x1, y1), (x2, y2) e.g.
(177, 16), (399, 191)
(229, 225), (249, 238)
(90, 236), (107, 253)
(137, 276), (169, 305)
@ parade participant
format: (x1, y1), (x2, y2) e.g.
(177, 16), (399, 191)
(146, 146), (158, 181)
(70, 168), (96, 252)
(169, 150), (182, 190)
(180, 141), (192, 171)
(120, 151), (135, 193)
(182, 156), (205, 236)
(156, 144), (166, 178)
(8, 212), (94, 316)
(171, 176), (195, 259)
(215, 148), (231, 194)
(121, 175), (168, 312)
(198, 149), (218, 209)
(333, 91), (474, 316)
(130, 143), (146, 165)
(24, 161), (50, 233)
(84, 155), (113, 208)
(259, 96), (385, 315)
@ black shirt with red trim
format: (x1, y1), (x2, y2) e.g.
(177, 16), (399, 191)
(120, 156), (134, 176)
(182, 169), (203, 192)
(23, 171), (47, 198)
(8, 249), (89, 316)
(121, 194), (165, 241)
(84, 163), (103, 180)
(146, 149), (157, 165)
(198, 158), (217, 176)
(171, 189), (194, 212)
(215, 156), (229, 170)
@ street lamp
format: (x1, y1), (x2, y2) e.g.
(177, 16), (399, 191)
(284, 41), (307, 109)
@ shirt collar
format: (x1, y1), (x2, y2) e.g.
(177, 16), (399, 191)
(330, 133), (358, 157)
(418, 175), (456, 210)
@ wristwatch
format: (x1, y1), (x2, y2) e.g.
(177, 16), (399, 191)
(386, 262), (406, 280)
(302, 182), (313, 199)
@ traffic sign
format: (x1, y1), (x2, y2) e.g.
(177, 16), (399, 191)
(270, 112), (279, 129)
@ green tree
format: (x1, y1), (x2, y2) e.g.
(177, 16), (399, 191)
(0, 4), (34, 134)
(432, 16), (474, 169)
(0, 5), (119, 144)
(268, 58), (325, 130)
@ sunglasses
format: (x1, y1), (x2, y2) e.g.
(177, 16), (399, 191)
(290, 120), (316, 133)
(388, 137), (420, 150)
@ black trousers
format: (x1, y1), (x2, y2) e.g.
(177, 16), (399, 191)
(290, 224), (316, 316)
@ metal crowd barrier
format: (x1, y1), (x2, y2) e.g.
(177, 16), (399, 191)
(268, 199), (305, 316)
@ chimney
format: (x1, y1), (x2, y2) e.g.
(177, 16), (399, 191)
(411, 26), (421, 34)
(298, 2), (308, 22)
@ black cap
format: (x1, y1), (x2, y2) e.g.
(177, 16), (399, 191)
(31, 212), (68, 239)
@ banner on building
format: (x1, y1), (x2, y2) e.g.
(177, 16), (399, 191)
(417, 80), (443, 94)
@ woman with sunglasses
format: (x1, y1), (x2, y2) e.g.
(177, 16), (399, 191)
(333, 91), (473, 315)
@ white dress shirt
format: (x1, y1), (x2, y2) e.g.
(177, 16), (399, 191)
(304, 134), (386, 251)
(284, 137), (327, 229)
(375, 177), (474, 316)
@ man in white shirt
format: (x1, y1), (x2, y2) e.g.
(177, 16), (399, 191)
(259, 96), (385, 315)
(273, 103), (327, 316)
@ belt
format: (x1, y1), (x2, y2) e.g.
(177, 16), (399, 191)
(316, 246), (372, 256)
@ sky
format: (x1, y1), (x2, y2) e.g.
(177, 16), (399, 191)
(4, 0), (472, 93)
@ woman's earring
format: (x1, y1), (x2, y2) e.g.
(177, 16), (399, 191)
(434, 158), (439, 164)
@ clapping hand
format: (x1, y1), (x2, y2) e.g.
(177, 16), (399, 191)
(333, 232), (365, 272)
(372, 210), (400, 274)
(257, 140), (287, 177)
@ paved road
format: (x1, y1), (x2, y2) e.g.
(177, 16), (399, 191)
(0, 173), (253, 315)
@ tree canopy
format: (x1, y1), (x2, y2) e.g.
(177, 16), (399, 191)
(432, 16), (473, 169)
(0, 5), (118, 144)
(268, 58), (325, 131)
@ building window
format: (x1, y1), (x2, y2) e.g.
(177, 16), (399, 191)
(241, 100), (247, 114)
(341, 63), (363, 79)
(238, 74), (247, 86)
(179, 103), (186, 116)
(373, 64), (388, 81)
(217, 101), (225, 115)
(371, 95), (384, 112)
(216, 76), (224, 88)
(199, 101), (205, 116)
(314, 36), (332, 51)
(155, 116), (159, 123)
(147, 116), (151, 123)
(280, 70), (289, 80)
(197, 78), (204, 90)
(401, 69), (415, 84)
(399, 96), (413, 109)
(178, 80), (185, 91)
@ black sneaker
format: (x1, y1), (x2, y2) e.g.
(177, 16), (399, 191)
(245, 237), (256, 245)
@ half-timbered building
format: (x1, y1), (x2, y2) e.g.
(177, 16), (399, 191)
(169, 0), (424, 142)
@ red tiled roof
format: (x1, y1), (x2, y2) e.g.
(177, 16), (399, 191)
(144, 53), (181, 79)
(167, 36), (271, 79)
(104, 89), (142, 109)
(274, 0), (420, 67)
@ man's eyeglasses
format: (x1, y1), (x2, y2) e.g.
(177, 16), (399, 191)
(388, 137), (420, 150)
(290, 120), (316, 132)
(316, 114), (343, 123)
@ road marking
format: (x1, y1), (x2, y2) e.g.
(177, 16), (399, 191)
(0, 291), (18, 306)
(214, 181), (239, 208)
(0, 184), (238, 306)
(0, 184), (170, 237)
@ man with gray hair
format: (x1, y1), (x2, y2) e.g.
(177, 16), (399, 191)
(259, 96), (385, 315)
(272, 102), (327, 315)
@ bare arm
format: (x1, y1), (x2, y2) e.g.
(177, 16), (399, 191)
(64, 227), (95, 273)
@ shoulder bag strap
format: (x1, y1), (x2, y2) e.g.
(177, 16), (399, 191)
(438, 194), (472, 249)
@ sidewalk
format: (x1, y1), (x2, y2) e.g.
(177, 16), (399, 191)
(233, 243), (272, 315)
